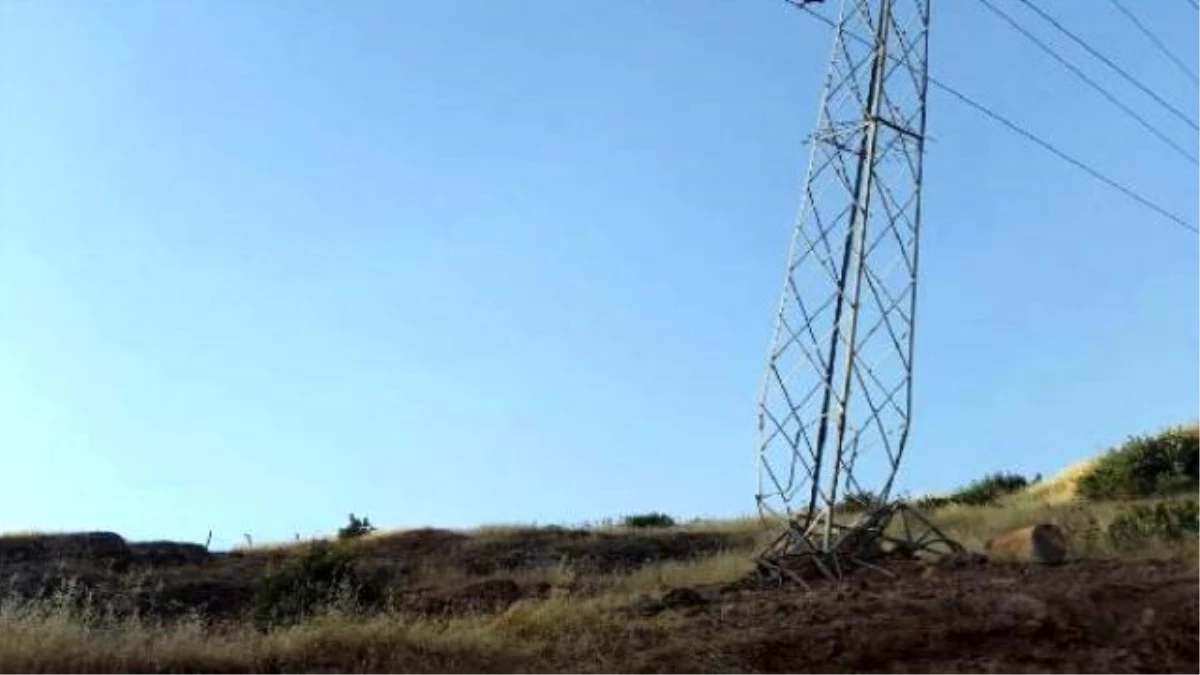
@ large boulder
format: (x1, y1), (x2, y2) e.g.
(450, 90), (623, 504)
(984, 524), (1069, 564)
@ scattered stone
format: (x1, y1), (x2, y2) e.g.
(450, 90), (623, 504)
(633, 594), (665, 617)
(1140, 607), (1156, 628)
(984, 524), (1069, 565)
(717, 582), (740, 595)
(628, 589), (714, 617)
(456, 579), (522, 612)
(935, 550), (989, 568)
(997, 592), (1050, 625)
(661, 586), (709, 610)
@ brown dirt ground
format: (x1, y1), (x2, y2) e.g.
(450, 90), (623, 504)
(701, 559), (1198, 673)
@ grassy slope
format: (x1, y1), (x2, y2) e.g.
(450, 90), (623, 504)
(2, 447), (1197, 673)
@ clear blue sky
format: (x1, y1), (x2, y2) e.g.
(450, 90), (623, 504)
(2, 1), (1196, 549)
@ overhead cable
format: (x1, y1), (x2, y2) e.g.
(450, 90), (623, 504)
(1107, 0), (1198, 87)
(787, 1), (1199, 236)
(1013, 0), (1199, 132)
(975, 0), (1196, 165)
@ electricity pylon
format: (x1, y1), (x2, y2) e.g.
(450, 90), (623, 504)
(755, 0), (961, 586)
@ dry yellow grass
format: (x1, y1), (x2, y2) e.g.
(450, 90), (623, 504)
(463, 523), (544, 538)
(0, 589), (732, 673)
(0, 600), (496, 673)
(0, 530), (57, 539)
(608, 549), (756, 594)
(1023, 457), (1102, 504)
(680, 514), (773, 535)
(405, 547), (757, 596)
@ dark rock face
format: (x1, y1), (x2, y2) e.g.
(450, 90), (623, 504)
(129, 541), (212, 567)
(149, 579), (257, 621)
(0, 532), (229, 622)
(563, 532), (745, 574)
(457, 579), (522, 612)
(398, 578), (525, 616)
(0, 533), (212, 569)
(0, 532), (130, 564)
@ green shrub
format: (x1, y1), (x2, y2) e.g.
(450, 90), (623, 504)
(1077, 426), (1199, 501)
(253, 541), (381, 627)
(911, 472), (1032, 511)
(1076, 509), (1105, 557)
(914, 494), (953, 511)
(1106, 500), (1199, 551)
(837, 490), (881, 513)
(947, 471), (1031, 506)
(622, 512), (676, 529)
(337, 513), (376, 540)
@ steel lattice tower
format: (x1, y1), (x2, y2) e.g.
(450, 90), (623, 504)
(755, 0), (960, 585)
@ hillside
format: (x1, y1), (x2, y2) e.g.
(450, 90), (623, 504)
(1, 424), (1197, 673)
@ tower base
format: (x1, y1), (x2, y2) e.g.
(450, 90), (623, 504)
(754, 502), (965, 588)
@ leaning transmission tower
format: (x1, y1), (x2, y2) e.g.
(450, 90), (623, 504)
(755, 0), (961, 585)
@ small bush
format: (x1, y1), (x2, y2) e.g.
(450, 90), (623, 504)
(622, 513), (676, 529)
(837, 490), (881, 513)
(948, 472), (1031, 506)
(1106, 500), (1199, 551)
(910, 472), (1032, 511)
(1076, 509), (1105, 557)
(914, 494), (953, 511)
(337, 513), (376, 540)
(254, 541), (381, 627)
(1077, 426), (1199, 501)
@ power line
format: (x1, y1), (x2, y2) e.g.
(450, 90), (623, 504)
(1108, 0), (1199, 87)
(788, 1), (1198, 236)
(975, 0), (1196, 166)
(1186, 0), (1199, 12)
(932, 80), (1198, 235)
(1013, 0), (1199, 132)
